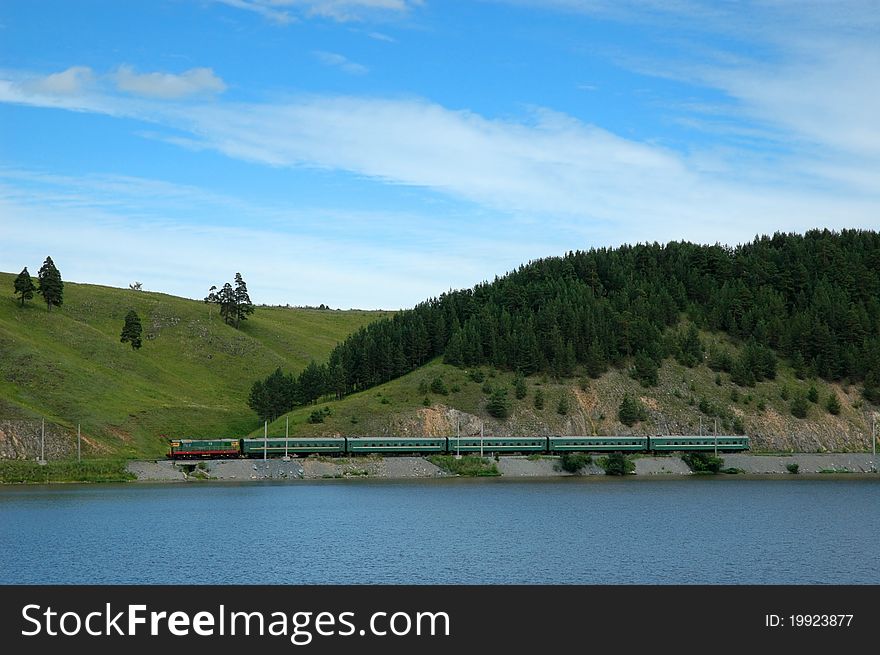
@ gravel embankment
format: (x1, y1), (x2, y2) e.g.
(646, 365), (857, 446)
(127, 453), (880, 482)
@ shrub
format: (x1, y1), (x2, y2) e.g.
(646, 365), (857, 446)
(469, 369), (485, 383)
(790, 392), (808, 419)
(807, 384), (819, 404)
(558, 452), (593, 473)
(422, 396), (431, 407)
(682, 452), (724, 473)
(826, 393), (841, 415)
(618, 393), (645, 426)
(450, 383), (461, 393)
(757, 398), (767, 412)
(732, 416), (746, 435)
(307, 409), (324, 424)
(482, 381), (493, 395)
(534, 388), (545, 410)
(786, 462), (800, 474)
(417, 379), (429, 394)
(487, 389), (511, 419)
(730, 387), (739, 402)
(514, 375), (528, 400)
(599, 452), (635, 476)
(556, 393), (570, 416)
(430, 377), (449, 395)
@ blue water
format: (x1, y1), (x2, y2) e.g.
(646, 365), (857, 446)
(1, 478), (878, 584)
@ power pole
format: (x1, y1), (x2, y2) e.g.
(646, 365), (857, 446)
(264, 420), (268, 462)
(284, 416), (289, 460)
(40, 418), (45, 463)
(77, 423), (81, 463)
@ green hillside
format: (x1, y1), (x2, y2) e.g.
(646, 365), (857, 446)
(0, 271), (389, 457)
(259, 337), (876, 453)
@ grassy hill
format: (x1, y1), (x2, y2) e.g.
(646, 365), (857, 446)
(0, 271), (390, 458)
(261, 333), (876, 453)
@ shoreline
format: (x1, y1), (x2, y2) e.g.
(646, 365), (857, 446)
(125, 452), (879, 484)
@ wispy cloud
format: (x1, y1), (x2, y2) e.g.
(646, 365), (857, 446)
(113, 66), (227, 99)
(312, 51), (369, 74)
(213, 0), (422, 23)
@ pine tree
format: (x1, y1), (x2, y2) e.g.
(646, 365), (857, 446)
(790, 392), (808, 419)
(807, 384), (819, 403)
(556, 393), (570, 415)
(233, 273), (255, 328)
(826, 393), (841, 416)
(13, 267), (36, 307)
(618, 393), (644, 426)
(36, 256), (63, 311)
(486, 388), (510, 419)
(513, 375), (527, 400)
(533, 388), (545, 410)
(217, 282), (235, 326)
(120, 310), (143, 350)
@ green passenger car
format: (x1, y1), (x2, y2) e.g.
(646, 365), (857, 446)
(449, 437), (547, 454)
(549, 436), (648, 452)
(346, 437), (446, 454)
(648, 435), (750, 452)
(241, 438), (346, 457)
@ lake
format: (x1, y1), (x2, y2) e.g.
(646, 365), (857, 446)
(1, 478), (878, 584)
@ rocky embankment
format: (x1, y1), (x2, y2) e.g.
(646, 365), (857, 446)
(127, 453), (879, 482)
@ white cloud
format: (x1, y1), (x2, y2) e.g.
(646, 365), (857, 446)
(312, 51), (369, 74)
(213, 0), (421, 23)
(113, 66), (227, 99)
(20, 66), (96, 96)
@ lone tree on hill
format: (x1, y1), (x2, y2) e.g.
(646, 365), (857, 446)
(120, 310), (143, 350)
(13, 267), (36, 307)
(233, 272), (254, 328)
(37, 256), (63, 311)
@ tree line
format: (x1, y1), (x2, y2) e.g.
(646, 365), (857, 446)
(246, 229), (880, 420)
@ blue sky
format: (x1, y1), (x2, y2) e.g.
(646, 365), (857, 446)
(1, 1), (878, 308)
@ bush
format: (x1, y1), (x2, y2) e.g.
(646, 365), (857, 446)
(422, 396), (431, 407)
(757, 398), (767, 412)
(417, 379), (429, 394)
(558, 452), (592, 473)
(599, 452), (635, 476)
(486, 389), (511, 419)
(534, 388), (545, 410)
(556, 393), (570, 416)
(514, 375), (528, 400)
(790, 392), (808, 419)
(807, 384), (819, 403)
(826, 393), (841, 415)
(732, 416), (746, 435)
(482, 381), (493, 395)
(682, 452), (724, 473)
(786, 462), (800, 474)
(450, 383), (461, 393)
(618, 393), (646, 426)
(430, 377), (449, 395)
(307, 409), (325, 424)
(469, 369), (484, 383)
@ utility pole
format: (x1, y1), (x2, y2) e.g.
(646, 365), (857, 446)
(77, 423), (81, 463)
(264, 420), (268, 462)
(456, 419), (460, 459)
(284, 416), (289, 460)
(480, 423), (484, 458)
(40, 418), (45, 464)
(873, 417), (876, 472)
(714, 418), (718, 457)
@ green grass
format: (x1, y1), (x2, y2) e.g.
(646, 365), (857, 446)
(427, 455), (500, 477)
(0, 272), (389, 458)
(0, 459), (135, 483)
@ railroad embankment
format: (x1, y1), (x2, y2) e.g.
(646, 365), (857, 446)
(126, 452), (879, 482)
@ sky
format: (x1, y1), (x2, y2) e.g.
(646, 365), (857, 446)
(1, 1), (878, 309)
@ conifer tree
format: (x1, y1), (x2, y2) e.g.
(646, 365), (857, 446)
(120, 310), (143, 350)
(13, 267), (36, 307)
(233, 273), (255, 328)
(36, 256), (63, 311)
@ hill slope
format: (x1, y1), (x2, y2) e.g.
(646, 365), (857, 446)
(0, 272), (389, 458)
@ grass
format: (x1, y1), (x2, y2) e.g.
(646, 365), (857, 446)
(427, 455), (500, 477)
(0, 459), (135, 483)
(0, 271), (390, 458)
